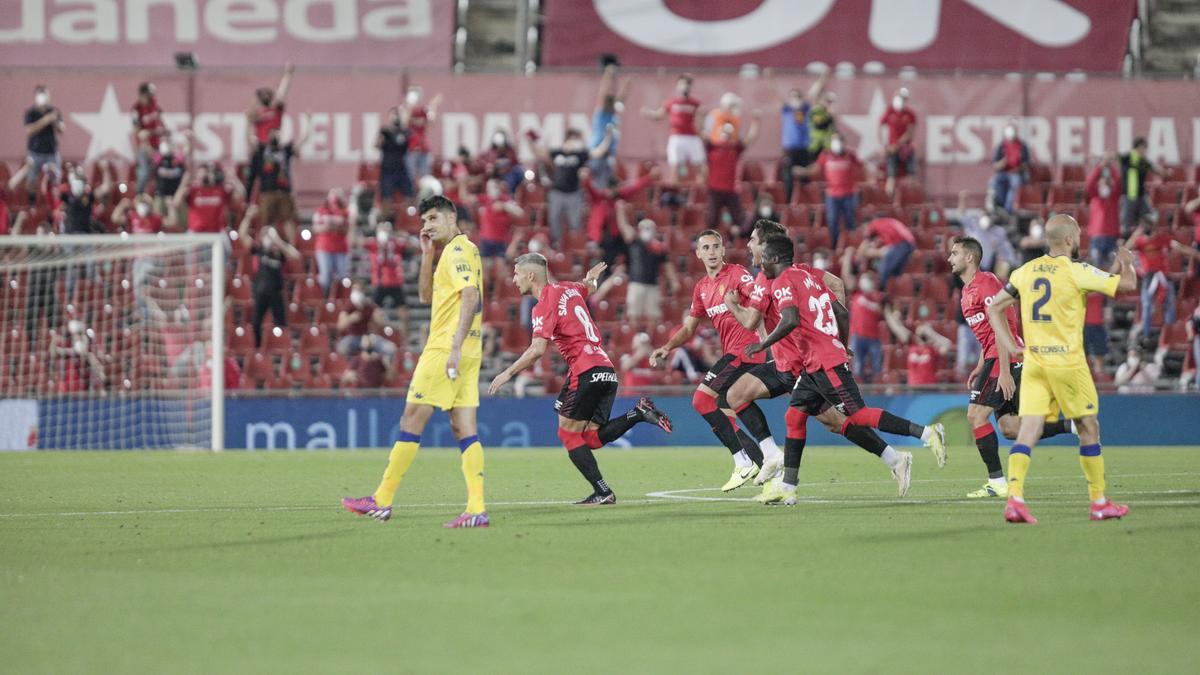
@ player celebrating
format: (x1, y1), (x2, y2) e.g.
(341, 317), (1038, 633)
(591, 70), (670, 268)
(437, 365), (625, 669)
(641, 74), (705, 184)
(949, 236), (1076, 499)
(489, 255), (673, 504)
(342, 196), (489, 529)
(748, 236), (943, 503)
(986, 215), (1137, 524)
(649, 230), (776, 491)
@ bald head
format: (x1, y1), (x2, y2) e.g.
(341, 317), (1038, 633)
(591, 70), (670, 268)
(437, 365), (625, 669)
(1044, 214), (1079, 245)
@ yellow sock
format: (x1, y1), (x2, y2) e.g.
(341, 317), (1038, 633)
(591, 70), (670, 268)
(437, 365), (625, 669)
(1079, 444), (1105, 502)
(459, 435), (486, 514)
(1007, 445), (1032, 500)
(373, 434), (421, 507)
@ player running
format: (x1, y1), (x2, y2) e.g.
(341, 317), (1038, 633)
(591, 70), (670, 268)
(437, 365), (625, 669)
(949, 236), (1077, 499)
(342, 196), (489, 528)
(986, 215), (1137, 524)
(747, 235), (944, 504)
(489, 254), (673, 505)
(649, 229), (776, 490)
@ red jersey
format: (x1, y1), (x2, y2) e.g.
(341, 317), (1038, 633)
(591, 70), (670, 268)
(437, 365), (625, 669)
(849, 291), (883, 340)
(312, 204), (350, 253)
(705, 141), (744, 192)
(1085, 293), (1105, 326)
(906, 344), (939, 385)
(879, 107), (917, 146)
(132, 98), (165, 144)
(747, 269), (807, 375)
(1193, 209), (1200, 245)
(128, 211), (163, 234)
(1086, 163), (1121, 238)
(867, 217), (915, 246)
(532, 281), (613, 381)
(1131, 232), (1174, 274)
(253, 102), (284, 144)
(815, 150), (860, 197)
(478, 195), (514, 243)
(407, 105), (430, 152)
(961, 271), (1021, 375)
(689, 263), (764, 364)
(774, 265), (849, 373)
(663, 96), (700, 136)
(1001, 140), (1024, 171)
(364, 239), (405, 287)
(186, 185), (232, 233)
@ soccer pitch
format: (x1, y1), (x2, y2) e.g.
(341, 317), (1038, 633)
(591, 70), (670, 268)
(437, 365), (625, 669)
(2, 446), (1198, 673)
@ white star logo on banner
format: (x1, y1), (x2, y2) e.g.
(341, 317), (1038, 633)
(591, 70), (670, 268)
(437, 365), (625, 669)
(70, 84), (134, 163)
(839, 87), (887, 161)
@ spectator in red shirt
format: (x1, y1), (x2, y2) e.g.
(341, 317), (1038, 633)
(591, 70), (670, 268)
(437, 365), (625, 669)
(581, 166), (659, 269)
(246, 63), (293, 149)
(878, 88), (917, 197)
(362, 221), (410, 334)
(341, 335), (396, 389)
(336, 282), (394, 357)
(989, 122), (1030, 214)
(312, 187), (352, 296)
(1083, 292), (1109, 375)
(884, 305), (952, 386)
(616, 203), (679, 322)
(173, 163), (241, 234)
(475, 178), (525, 278)
(479, 130), (524, 194)
(131, 81), (165, 195)
(400, 85), (442, 182)
(1086, 152), (1122, 268)
(808, 133), (862, 247)
(1131, 218), (1200, 338)
(620, 332), (658, 389)
(859, 216), (916, 291)
(641, 74), (706, 185)
(111, 194), (173, 233)
(1184, 191), (1200, 258)
(704, 111), (760, 230)
(841, 248), (884, 383)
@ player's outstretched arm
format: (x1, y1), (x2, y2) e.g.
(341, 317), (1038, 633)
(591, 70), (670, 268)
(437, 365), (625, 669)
(650, 316), (700, 367)
(489, 337), (549, 394)
(987, 289), (1023, 357)
(746, 306), (799, 357)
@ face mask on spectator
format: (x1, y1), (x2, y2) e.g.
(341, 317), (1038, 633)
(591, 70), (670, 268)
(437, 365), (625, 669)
(159, 141), (171, 156)
(788, 95), (803, 109)
(529, 239), (543, 253)
(639, 225), (655, 242)
(1004, 126), (1017, 141)
(830, 139), (844, 155)
(759, 204), (772, 218)
(1030, 223), (1045, 239)
(859, 277), (875, 293)
(492, 133), (506, 147)
(35, 91), (49, 107)
(350, 290), (365, 307)
(676, 80), (689, 96)
(813, 256), (828, 271)
(136, 203), (150, 218)
(406, 90), (421, 106)
(563, 135), (583, 153)
(376, 230), (389, 244)
(1098, 182), (1111, 198)
(892, 96), (905, 111)
(978, 215), (992, 230)
(69, 178), (85, 197)
(918, 305), (930, 319)
(257, 90), (272, 106)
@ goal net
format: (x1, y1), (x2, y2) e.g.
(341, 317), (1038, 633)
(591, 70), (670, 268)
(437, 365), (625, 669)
(0, 234), (225, 450)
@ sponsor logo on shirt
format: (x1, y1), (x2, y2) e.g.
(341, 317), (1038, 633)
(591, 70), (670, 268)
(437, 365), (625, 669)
(966, 311), (987, 326)
(773, 286), (794, 301)
(706, 304), (728, 318)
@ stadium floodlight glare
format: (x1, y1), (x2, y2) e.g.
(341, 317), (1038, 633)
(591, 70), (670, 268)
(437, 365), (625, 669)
(0, 234), (225, 451)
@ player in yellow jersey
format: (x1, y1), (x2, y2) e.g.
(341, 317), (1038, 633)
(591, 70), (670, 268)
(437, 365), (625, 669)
(986, 214), (1137, 524)
(342, 196), (489, 528)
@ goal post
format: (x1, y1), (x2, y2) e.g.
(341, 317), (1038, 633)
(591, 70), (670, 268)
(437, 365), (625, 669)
(0, 233), (226, 451)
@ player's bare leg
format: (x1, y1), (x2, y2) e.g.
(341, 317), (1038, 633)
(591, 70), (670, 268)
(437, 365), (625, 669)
(342, 403), (436, 522)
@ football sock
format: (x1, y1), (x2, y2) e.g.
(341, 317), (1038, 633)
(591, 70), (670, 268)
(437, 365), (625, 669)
(1041, 420), (1071, 438)
(878, 410), (925, 439)
(458, 435), (486, 514)
(597, 408), (639, 444)
(700, 410), (744, 456)
(736, 428), (764, 466)
(1007, 444), (1032, 500)
(736, 402), (773, 445)
(373, 432), (421, 507)
(782, 437), (806, 487)
(919, 426), (934, 442)
(844, 424), (888, 456)
(733, 450), (753, 469)
(973, 424), (1005, 478)
(880, 446), (904, 470)
(1079, 444), (1105, 502)
(756, 435), (782, 461)
(568, 445), (612, 495)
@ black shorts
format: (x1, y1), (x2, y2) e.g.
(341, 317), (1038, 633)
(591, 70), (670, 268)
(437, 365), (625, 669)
(703, 353), (758, 395)
(373, 286), (406, 310)
(746, 360), (799, 399)
(969, 358), (1022, 417)
(790, 364), (867, 416)
(555, 367), (618, 424)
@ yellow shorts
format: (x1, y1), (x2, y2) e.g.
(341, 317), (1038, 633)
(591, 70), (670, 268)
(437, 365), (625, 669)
(406, 351), (481, 410)
(1018, 360), (1099, 420)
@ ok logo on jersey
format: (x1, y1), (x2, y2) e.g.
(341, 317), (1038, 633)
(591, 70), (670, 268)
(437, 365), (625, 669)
(531, 316), (544, 331)
(773, 286), (794, 301)
(752, 284), (767, 300)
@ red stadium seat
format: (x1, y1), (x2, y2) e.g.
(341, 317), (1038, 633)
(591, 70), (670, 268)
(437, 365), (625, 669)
(299, 324), (330, 357)
(244, 353), (276, 388)
(260, 326), (292, 356)
(1058, 164), (1086, 185)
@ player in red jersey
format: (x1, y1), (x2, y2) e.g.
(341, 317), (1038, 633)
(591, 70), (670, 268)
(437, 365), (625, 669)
(641, 74), (706, 184)
(490, 255), (673, 505)
(649, 230), (776, 490)
(747, 236), (947, 503)
(949, 236), (1075, 499)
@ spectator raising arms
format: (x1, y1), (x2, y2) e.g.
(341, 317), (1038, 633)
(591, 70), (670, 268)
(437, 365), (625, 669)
(247, 126), (307, 241)
(705, 111), (760, 230)
(112, 194), (174, 234)
(361, 221), (410, 335)
(475, 178), (525, 279)
(1086, 152), (1122, 268)
(581, 165), (659, 269)
(878, 87), (918, 198)
(764, 67), (828, 203)
(641, 74), (706, 185)
(859, 216), (917, 291)
(24, 84), (64, 192)
(589, 64), (632, 185)
(60, 162), (112, 234)
(1119, 137), (1161, 237)
(312, 187), (352, 296)
(532, 126), (612, 244)
(883, 305), (953, 386)
(131, 81), (164, 195)
(174, 163), (242, 234)
(376, 107), (413, 214)
(479, 130), (524, 194)
(989, 122), (1029, 215)
(336, 282), (395, 357)
(806, 132), (862, 247)
(400, 84), (442, 182)
(617, 202), (679, 323)
(1130, 216), (1200, 339)
(247, 63), (294, 149)
(238, 206), (301, 348)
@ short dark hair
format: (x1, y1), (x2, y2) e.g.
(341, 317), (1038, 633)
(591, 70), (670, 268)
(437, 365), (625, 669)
(418, 195), (457, 217)
(1133, 136), (1147, 149)
(952, 236), (983, 266)
(694, 229), (723, 246)
(752, 219), (786, 241)
(762, 235), (794, 264)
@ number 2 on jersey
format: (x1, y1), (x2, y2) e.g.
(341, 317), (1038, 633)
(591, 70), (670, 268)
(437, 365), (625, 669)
(574, 305), (600, 342)
(1031, 277), (1052, 322)
(808, 293), (839, 336)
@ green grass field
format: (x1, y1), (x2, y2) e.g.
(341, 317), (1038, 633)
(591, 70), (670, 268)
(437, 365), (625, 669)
(2, 446), (1199, 674)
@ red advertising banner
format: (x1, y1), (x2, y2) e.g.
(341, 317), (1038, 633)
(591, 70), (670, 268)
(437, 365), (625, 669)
(0, 0), (452, 67)
(2, 69), (1198, 200)
(543, 0), (1136, 73)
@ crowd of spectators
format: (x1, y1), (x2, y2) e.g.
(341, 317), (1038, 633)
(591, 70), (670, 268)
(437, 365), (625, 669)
(4, 65), (1200, 397)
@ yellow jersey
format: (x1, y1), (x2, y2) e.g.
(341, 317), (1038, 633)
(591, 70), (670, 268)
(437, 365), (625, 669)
(426, 233), (483, 357)
(1007, 255), (1119, 369)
